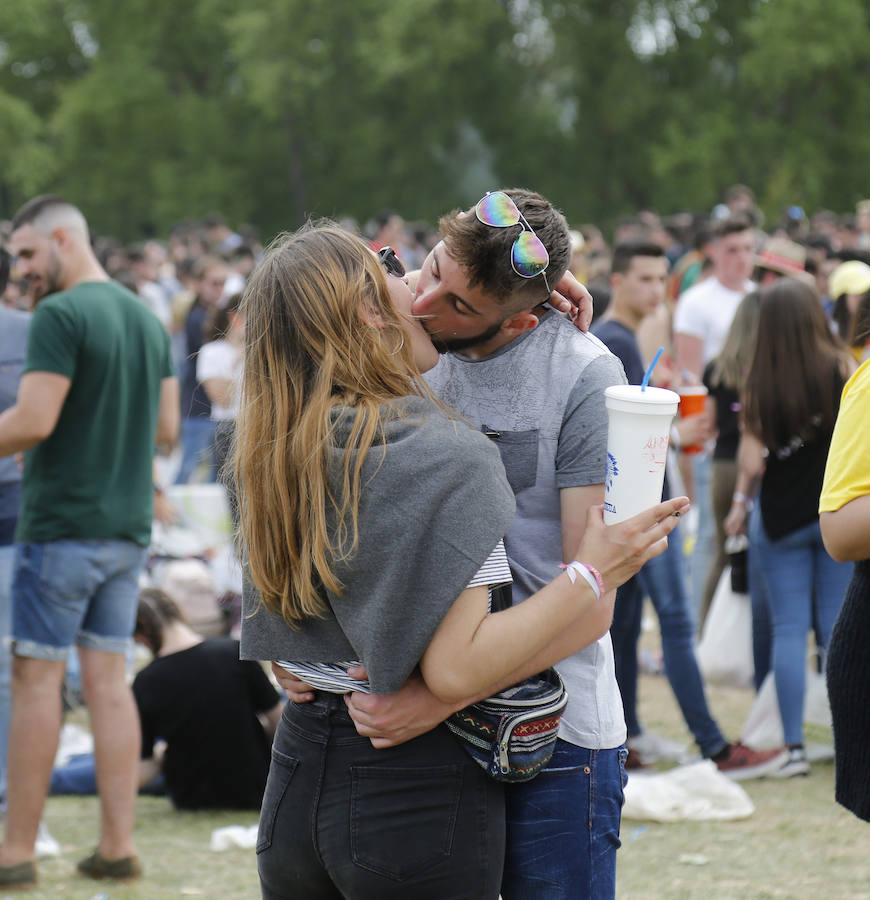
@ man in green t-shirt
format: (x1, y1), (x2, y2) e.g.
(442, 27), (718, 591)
(0, 196), (179, 889)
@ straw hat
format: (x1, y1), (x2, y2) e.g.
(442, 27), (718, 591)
(755, 237), (814, 285)
(828, 260), (870, 300)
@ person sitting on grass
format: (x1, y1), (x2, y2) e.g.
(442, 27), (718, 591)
(51, 588), (283, 810)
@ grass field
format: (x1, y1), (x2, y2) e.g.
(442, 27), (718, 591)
(615, 673), (870, 900)
(16, 649), (870, 899)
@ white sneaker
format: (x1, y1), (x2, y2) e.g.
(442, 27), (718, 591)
(35, 820), (61, 859)
(627, 731), (692, 765)
(770, 746), (810, 779)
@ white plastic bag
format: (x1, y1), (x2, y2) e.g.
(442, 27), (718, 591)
(622, 760), (755, 822)
(740, 663), (833, 754)
(739, 672), (780, 750)
(696, 568), (754, 689)
(210, 825), (258, 851)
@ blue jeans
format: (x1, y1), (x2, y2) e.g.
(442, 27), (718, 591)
(50, 752), (165, 796)
(501, 742), (627, 900)
(175, 417), (217, 485)
(747, 506), (772, 690)
(610, 581), (644, 737)
(611, 527), (727, 758)
(755, 518), (851, 745)
(12, 540), (147, 660)
(688, 452), (715, 625)
(259, 694), (505, 899)
(0, 544), (13, 801)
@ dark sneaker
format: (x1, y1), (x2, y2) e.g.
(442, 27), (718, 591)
(77, 851), (142, 881)
(770, 746), (810, 779)
(0, 859), (37, 889)
(715, 742), (788, 781)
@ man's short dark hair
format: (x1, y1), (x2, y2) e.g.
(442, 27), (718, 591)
(202, 212), (226, 230)
(11, 194), (73, 233)
(611, 241), (665, 275)
(439, 188), (570, 310)
(713, 212), (754, 240)
(805, 233), (834, 256)
(126, 243), (147, 264)
(725, 183), (755, 205)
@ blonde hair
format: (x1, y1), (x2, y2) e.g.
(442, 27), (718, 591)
(232, 223), (431, 626)
(708, 290), (761, 392)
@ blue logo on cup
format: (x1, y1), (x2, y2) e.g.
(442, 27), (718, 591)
(606, 452), (619, 492)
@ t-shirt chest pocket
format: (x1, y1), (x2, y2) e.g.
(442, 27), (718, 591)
(482, 425), (539, 494)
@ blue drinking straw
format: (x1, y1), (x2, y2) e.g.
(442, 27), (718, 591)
(641, 346), (664, 392)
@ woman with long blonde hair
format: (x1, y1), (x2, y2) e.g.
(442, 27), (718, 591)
(234, 224), (685, 899)
(700, 290), (761, 623)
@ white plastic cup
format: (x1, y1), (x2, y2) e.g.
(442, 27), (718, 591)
(603, 384), (680, 524)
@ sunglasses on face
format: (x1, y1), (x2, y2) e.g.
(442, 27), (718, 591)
(475, 191), (551, 295)
(377, 246), (406, 279)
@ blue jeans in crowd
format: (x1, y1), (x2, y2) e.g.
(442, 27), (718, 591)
(747, 506), (772, 690)
(688, 451), (715, 625)
(174, 417), (217, 485)
(754, 517), (851, 746)
(0, 544), (14, 802)
(611, 524), (727, 758)
(501, 742), (627, 900)
(50, 752), (164, 797)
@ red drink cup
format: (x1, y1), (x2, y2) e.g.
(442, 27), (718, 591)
(677, 386), (708, 455)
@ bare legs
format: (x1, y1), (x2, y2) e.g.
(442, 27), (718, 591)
(0, 647), (139, 866)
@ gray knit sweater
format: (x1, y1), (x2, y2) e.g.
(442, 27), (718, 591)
(240, 396), (515, 693)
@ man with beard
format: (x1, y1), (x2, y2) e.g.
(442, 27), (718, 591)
(0, 196), (178, 889)
(281, 189), (632, 898)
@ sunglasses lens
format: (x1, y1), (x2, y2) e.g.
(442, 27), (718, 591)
(476, 192), (520, 227)
(512, 232), (549, 277)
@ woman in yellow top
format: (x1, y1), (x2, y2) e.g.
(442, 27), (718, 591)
(820, 358), (870, 823)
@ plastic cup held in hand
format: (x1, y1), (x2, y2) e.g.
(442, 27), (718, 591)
(604, 384), (680, 524)
(677, 385), (708, 454)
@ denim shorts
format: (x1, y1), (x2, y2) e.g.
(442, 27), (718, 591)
(12, 540), (147, 660)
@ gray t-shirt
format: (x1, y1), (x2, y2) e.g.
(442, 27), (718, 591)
(426, 311), (628, 749)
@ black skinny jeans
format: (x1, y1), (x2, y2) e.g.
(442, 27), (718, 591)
(258, 693), (505, 900)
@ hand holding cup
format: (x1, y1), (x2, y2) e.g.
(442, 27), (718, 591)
(575, 496), (691, 594)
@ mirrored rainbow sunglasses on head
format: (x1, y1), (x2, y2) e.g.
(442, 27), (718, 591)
(475, 191), (551, 296)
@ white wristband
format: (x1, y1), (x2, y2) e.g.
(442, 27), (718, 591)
(561, 562), (602, 601)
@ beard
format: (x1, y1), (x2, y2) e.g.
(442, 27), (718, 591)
(29, 252), (63, 304)
(426, 318), (506, 354)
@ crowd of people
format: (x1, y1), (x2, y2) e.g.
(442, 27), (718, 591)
(0, 183), (866, 897)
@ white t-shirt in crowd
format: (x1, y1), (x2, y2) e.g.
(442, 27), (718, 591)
(196, 338), (242, 421)
(138, 281), (172, 330)
(673, 276), (755, 366)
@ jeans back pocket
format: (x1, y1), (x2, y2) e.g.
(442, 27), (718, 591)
(257, 747), (300, 854)
(350, 764), (463, 881)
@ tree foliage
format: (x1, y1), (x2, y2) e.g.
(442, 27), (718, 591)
(1, 0), (869, 239)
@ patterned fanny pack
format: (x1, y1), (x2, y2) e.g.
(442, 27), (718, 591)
(446, 667), (567, 782)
